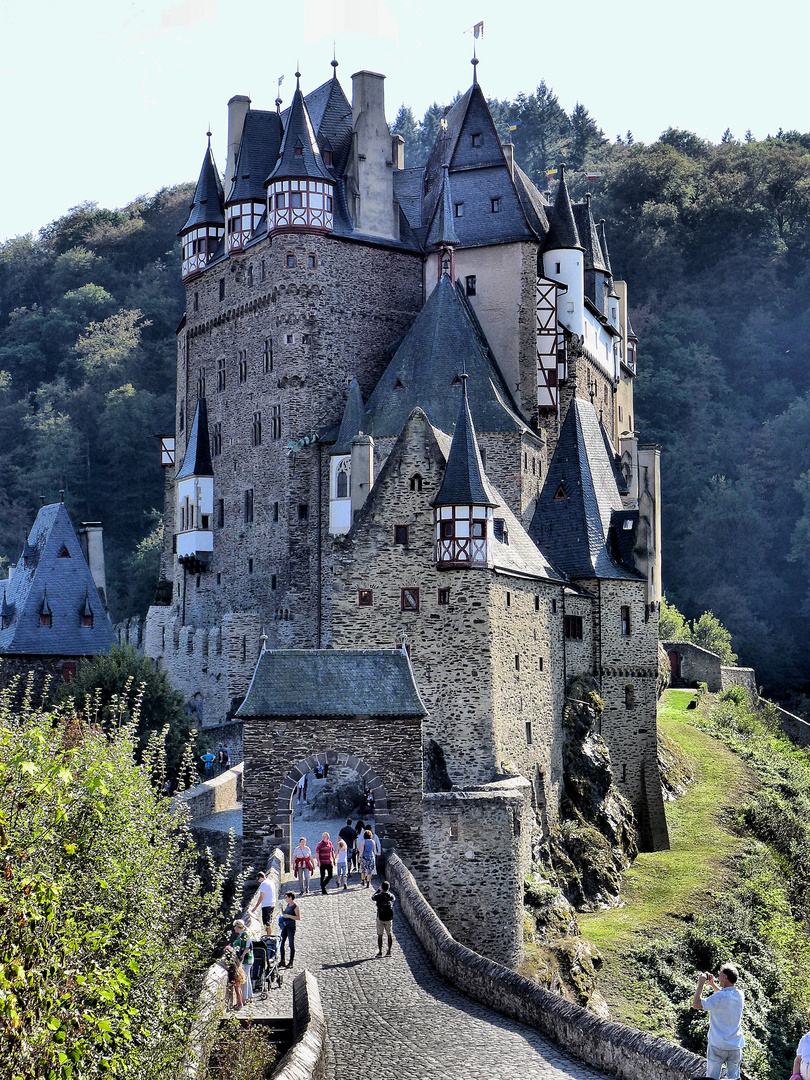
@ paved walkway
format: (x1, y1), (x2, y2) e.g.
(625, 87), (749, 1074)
(234, 814), (608, 1080)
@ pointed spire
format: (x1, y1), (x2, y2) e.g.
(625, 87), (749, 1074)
(543, 163), (582, 251)
(432, 164), (460, 250)
(332, 378), (366, 455)
(39, 588), (52, 617)
(176, 398), (214, 480)
(182, 137), (225, 232)
(433, 374), (498, 508)
(81, 590), (94, 618)
(598, 219), (613, 275)
(268, 77), (333, 183)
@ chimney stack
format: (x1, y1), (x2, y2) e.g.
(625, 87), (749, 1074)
(78, 522), (108, 608)
(225, 95), (251, 198)
(350, 433), (374, 517)
(392, 134), (405, 170)
(347, 71), (396, 240)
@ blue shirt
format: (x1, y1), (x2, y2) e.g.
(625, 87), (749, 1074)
(702, 986), (744, 1050)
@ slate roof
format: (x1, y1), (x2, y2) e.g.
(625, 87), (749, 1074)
(0, 503), (113, 656)
(513, 163), (550, 239)
(429, 165), (460, 248)
(269, 80), (333, 184)
(236, 648), (427, 718)
(182, 139), (225, 231)
(305, 71), (353, 177)
(433, 376), (497, 507)
(529, 397), (642, 580)
(597, 219), (613, 275)
(573, 198), (607, 272)
(228, 110), (283, 204)
(331, 378), (365, 456)
(542, 164), (582, 252)
(176, 398), (213, 480)
(361, 275), (528, 438)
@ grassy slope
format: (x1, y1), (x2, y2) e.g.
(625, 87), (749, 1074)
(579, 689), (758, 1032)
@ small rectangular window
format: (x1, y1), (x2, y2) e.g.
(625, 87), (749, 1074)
(271, 574), (277, 590)
(264, 338), (273, 373)
(564, 615), (583, 640)
(252, 412), (262, 446)
(238, 349), (248, 383)
(525, 721), (533, 745)
(555, 261), (561, 274)
(261, 258), (266, 281)
(538, 656), (544, 671)
(298, 503), (309, 522)
(394, 524), (409, 545)
(506, 592), (511, 607)
(621, 605), (631, 636)
(286, 254), (295, 268)
(465, 275), (476, 297)
(552, 598), (557, 614)
(286, 333), (294, 344)
(216, 572), (221, 585)
(308, 254), (316, 268)
(401, 587), (419, 612)
(244, 489), (254, 524)
(438, 587), (450, 606)
(358, 589), (373, 606)
(219, 278), (225, 301)
(212, 423), (222, 456)
(271, 405), (282, 440)
(247, 265), (253, 286)
(491, 197), (501, 213)
(216, 499), (224, 528)
(534, 595), (540, 611)
(248, 558), (254, 574)
(302, 333), (311, 345)
(515, 654), (520, 670)
(193, 292), (199, 312)
(454, 202), (464, 218)
(471, 133), (482, 147)
(217, 357), (226, 391)
(273, 501), (279, 523)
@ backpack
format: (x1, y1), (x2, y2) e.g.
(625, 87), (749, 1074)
(376, 893), (394, 921)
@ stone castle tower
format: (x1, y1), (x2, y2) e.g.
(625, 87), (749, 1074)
(143, 59), (667, 963)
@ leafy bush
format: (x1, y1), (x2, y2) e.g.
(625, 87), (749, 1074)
(719, 685), (749, 705)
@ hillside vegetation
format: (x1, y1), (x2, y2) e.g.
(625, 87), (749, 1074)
(2, 88), (810, 699)
(581, 690), (810, 1080)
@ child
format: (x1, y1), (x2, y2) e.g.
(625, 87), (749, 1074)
(335, 838), (349, 890)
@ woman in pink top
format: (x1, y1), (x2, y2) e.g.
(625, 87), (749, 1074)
(315, 832), (335, 894)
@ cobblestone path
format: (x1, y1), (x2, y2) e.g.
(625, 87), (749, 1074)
(236, 815), (609, 1080)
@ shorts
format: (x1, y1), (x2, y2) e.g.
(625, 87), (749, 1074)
(360, 855), (375, 875)
(376, 918), (393, 936)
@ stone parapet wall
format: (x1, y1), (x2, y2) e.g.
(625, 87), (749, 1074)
(766, 701), (810, 748)
(721, 666), (756, 694)
(417, 776), (533, 967)
(661, 640), (723, 692)
(178, 763), (243, 822)
(386, 853), (705, 1080)
(271, 972), (328, 1080)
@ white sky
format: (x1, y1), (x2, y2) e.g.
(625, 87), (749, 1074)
(1, 0), (807, 242)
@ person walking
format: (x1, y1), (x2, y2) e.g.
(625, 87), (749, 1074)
(358, 828), (377, 888)
(371, 880), (396, 956)
(352, 820), (365, 874)
(315, 832), (335, 894)
(338, 818), (357, 875)
(232, 919), (254, 1001)
(335, 838), (349, 890)
(279, 891), (300, 968)
(292, 836), (313, 895)
(250, 871), (277, 930)
(692, 963), (744, 1079)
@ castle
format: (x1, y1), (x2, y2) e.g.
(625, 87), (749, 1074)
(143, 58), (668, 964)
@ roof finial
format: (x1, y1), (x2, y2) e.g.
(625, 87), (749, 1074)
(295, 65), (301, 89)
(206, 128), (212, 143)
(586, 191), (592, 209)
(39, 493), (45, 506)
(471, 54), (479, 83)
(559, 161), (566, 180)
(59, 489), (65, 503)
(332, 42), (338, 76)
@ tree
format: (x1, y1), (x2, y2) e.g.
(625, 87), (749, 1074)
(0, 696), (237, 1079)
(569, 102), (604, 170)
(390, 104), (419, 167)
(691, 610), (737, 665)
(659, 596), (690, 640)
(58, 645), (193, 777)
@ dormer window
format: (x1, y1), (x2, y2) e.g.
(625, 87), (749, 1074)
(323, 149), (333, 167)
(491, 198), (501, 213)
(40, 613), (52, 628)
(554, 483), (567, 500)
(82, 613), (93, 628)
(58, 545), (70, 558)
(471, 133), (482, 147)
(294, 144), (304, 158)
(454, 202), (464, 218)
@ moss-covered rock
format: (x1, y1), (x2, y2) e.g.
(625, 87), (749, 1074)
(658, 726), (694, 801)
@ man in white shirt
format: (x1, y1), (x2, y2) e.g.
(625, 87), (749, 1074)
(251, 872), (277, 930)
(692, 963), (744, 1079)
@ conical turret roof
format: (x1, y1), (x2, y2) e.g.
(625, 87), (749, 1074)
(268, 77), (334, 184)
(228, 111), (284, 204)
(573, 196), (607, 272)
(543, 164), (582, 251)
(182, 138), (225, 231)
(433, 376), (498, 508)
(597, 219), (613, 275)
(332, 378), (365, 455)
(429, 164), (460, 248)
(176, 398), (214, 480)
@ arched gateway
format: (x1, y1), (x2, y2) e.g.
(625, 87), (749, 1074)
(237, 649), (427, 874)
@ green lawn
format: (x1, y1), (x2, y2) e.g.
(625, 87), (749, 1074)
(579, 690), (757, 1027)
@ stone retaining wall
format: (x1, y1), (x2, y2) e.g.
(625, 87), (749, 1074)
(720, 667), (756, 695)
(767, 700), (810, 748)
(178, 763), (243, 822)
(386, 853), (705, 1080)
(270, 972), (328, 1080)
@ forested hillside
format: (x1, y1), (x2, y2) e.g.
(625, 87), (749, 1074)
(2, 83), (809, 699)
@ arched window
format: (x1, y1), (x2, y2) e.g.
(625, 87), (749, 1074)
(335, 458), (350, 499)
(410, 474), (423, 492)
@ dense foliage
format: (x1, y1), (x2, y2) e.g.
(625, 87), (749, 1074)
(659, 597), (738, 665)
(2, 86), (809, 697)
(0, 691), (238, 1079)
(628, 692), (810, 1080)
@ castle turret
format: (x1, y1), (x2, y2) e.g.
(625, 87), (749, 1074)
(573, 193), (609, 315)
(180, 136), (225, 281)
(176, 398), (214, 572)
(433, 373), (497, 568)
(226, 109), (283, 252)
(266, 74), (335, 235)
(329, 378), (365, 534)
(429, 164), (459, 282)
(541, 163), (584, 339)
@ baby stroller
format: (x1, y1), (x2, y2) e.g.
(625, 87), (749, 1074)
(251, 934), (283, 998)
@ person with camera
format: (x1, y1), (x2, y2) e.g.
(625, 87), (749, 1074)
(692, 963), (744, 1079)
(371, 879), (396, 957)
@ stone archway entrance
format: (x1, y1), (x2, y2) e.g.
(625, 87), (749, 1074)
(277, 750), (391, 865)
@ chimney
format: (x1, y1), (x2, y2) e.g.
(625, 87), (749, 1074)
(225, 95), (251, 198)
(392, 134), (405, 170)
(78, 522), (108, 608)
(350, 433), (374, 516)
(502, 142), (515, 179)
(348, 71), (396, 240)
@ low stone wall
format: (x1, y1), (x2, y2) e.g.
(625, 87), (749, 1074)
(661, 640), (723, 692)
(177, 763), (243, 822)
(270, 972), (328, 1080)
(767, 700), (810, 748)
(721, 667), (756, 695)
(386, 853), (705, 1080)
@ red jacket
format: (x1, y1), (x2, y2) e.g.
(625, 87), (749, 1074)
(315, 839), (334, 866)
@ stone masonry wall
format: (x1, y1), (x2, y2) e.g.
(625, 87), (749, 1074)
(661, 640), (723, 692)
(417, 777), (533, 968)
(241, 715), (425, 874)
(386, 853), (706, 1080)
(721, 666), (757, 694)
